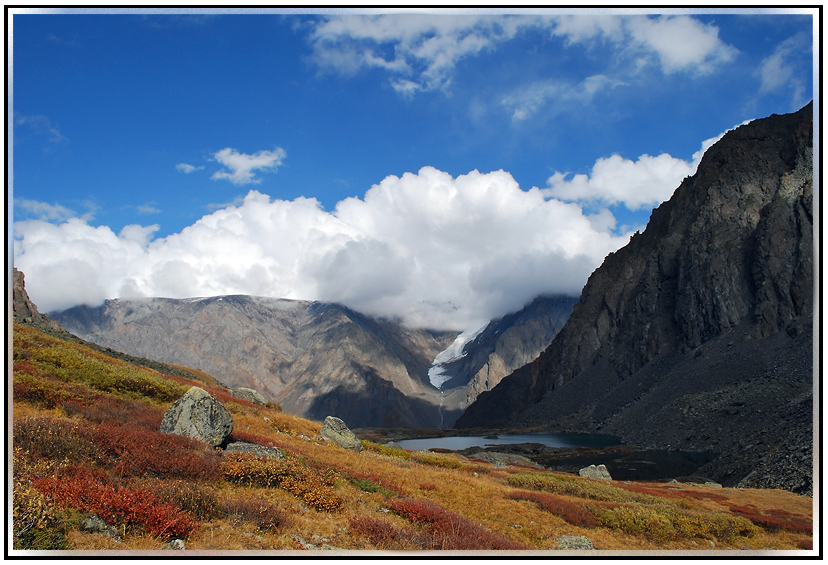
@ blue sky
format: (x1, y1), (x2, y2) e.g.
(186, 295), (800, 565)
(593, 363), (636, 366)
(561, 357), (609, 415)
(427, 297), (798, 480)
(10, 9), (816, 331)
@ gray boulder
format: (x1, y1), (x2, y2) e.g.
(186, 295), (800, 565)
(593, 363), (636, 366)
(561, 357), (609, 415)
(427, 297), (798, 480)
(161, 386), (234, 447)
(230, 387), (269, 406)
(223, 441), (284, 459)
(578, 464), (612, 481)
(319, 416), (363, 452)
(80, 514), (122, 542)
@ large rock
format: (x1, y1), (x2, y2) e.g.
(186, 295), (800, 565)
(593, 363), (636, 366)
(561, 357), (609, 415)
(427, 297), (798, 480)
(223, 441), (284, 459)
(319, 416), (363, 452)
(579, 464), (612, 480)
(230, 387), (269, 406)
(161, 387), (234, 447)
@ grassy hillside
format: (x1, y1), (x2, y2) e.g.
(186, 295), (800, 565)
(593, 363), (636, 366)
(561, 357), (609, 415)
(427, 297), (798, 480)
(11, 323), (813, 552)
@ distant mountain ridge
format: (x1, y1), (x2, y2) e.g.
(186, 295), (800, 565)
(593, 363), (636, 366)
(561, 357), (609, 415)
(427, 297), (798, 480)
(457, 103), (814, 494)
(52, 293), (576, 428)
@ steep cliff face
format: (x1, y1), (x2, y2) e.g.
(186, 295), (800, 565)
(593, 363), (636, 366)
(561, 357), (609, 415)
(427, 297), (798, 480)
(457, 103), (814, 493)
(12, 268), (63, 331)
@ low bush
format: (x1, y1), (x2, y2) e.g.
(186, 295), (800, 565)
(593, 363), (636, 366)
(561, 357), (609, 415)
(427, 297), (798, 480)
(92, 424), (222, 481)
(389, 497), (527, 550)
(13, 416), (102, 463)
(507, 490), (597, 527)
(142, 479), (221, 520)
(349, 516), (416, 549)
(220, 497), (288, 531)
(361, 440), (412, 460)
(505, 471), (633, 502)
(349, 477), (396, 498)
(410, 451), (466, 470)
(35, 468), (198, 539)
(728, 503), (811, 534)
(221, 452), (344, 512)
(67, 395), (165, 431)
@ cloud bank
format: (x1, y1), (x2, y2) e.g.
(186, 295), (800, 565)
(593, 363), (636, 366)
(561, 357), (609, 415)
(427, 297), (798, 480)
(15, 166), (639, 331)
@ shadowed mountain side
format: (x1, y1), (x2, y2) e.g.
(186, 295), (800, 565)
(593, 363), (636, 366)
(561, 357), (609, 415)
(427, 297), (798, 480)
(457, 103), (814, 494)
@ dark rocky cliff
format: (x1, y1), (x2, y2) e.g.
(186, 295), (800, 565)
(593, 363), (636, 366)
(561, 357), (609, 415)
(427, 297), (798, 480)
(457, 103), (814, 494)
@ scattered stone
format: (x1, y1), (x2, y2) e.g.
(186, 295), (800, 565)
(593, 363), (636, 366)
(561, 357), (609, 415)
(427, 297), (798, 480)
(578, 464), (612, 480)
(160, 386), (234, 447)
(319, 416), (363, 452)
(223, 441), (284, 459)
(166, 539), (185, 550)
(557, 535), (596, 550)
(704, 481), (723, 488)
(229, 387), (269, 406)
(80, 515), (122, 542)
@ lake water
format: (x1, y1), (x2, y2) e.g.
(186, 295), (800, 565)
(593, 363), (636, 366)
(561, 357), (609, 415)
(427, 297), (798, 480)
(395, 433), (623, 452)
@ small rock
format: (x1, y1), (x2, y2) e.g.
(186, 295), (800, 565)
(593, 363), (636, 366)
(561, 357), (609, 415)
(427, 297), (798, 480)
(166, 539), (185, 550)
(229, 387), (269, 406)
(223, 441), (284, 459)
(80, 515), (122, 542)
(319, 416), (363, 452)
(557, 535), (595, 550)
(578, 464), (612, 480)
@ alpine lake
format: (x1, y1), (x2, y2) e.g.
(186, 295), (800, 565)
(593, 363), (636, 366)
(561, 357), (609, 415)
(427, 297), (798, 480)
(356, 429), (719, 482)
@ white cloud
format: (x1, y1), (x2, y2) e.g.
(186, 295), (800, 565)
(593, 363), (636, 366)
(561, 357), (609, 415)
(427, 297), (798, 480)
(210, 147), (286, 185)
(176, 163), (204, 174)
(503, 74), (622, 121)
(14, 198), (77, 222)
(626, 15), (738, 74)
(306, 15), (737, 96)
(542, 129), (730, 210)
(757, 31), (810, 107)
(136, 204), (161, 215)
(14, 167), (632, 331)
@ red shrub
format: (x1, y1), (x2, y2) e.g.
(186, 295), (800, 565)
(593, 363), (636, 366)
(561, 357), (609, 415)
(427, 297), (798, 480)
(727, 504), (812, 534)
(72, 395), (164, 431)
(36, 469), (197, 539)
(797, 539), (813, 550)
(419, 483), (438, 491)
(220, 497), (288, 531)
(507, 490), (597, 527)
(617, 482), (728, 503)
(349, 516), (416, 549)
(13, 416), (102, 463)
(389, 498), (527, 550)
(92, 425), (221, 481)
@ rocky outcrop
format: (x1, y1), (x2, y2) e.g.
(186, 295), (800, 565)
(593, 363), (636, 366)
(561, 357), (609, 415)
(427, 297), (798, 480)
(161, 387), (234, 447)
(12, 268), (62, 331)
(230, 387), (269, 406)
(458, 103), (814, 494)
(319, 416), (363, 452)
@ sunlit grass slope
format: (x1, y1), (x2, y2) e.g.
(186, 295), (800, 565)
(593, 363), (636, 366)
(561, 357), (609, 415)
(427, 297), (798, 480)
(11, 323), (813, 552)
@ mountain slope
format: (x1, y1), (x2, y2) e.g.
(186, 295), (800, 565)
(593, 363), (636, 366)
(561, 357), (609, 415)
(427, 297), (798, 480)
(52, 293), (576, 428)
(457, 103), (814, 494)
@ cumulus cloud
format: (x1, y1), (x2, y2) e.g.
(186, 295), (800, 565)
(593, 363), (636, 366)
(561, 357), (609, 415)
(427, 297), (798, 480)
(176, 163), (204, 174)
(543, 129), (730, 210)
(210, 147), (286, 185)
(14, 167), (633, 331)
(626, 15), (738, 74)
(305, 14), (737, 95)
(15, 114), (68, 144)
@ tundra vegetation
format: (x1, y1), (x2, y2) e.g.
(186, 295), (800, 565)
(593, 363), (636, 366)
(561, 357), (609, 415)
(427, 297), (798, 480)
(12, 323), (813, 552)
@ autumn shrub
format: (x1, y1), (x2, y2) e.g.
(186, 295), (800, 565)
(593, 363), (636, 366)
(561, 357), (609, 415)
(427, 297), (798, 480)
(507, 490), (597, 527)
(505, 471), (640, 503)
(227, 430), (282, 448)
(389, 497), (527, 550)
(142, 479), (221, 520)
(221, 452), (344, 512)
(220, 497), (288, 531)
(728, 504), (811, 534)
(91, 424), (222, 481)
(69, 395), (165, 431)
(12, 451), (64, 550)
(362, 440), (412, 460)
(349, 516), (417, 549)
(349, 477), (396, 498)
(410, 451), (466, 470)
(35, 468), (198, 539)
(13, 416), (102, 463)
(419, 483), (438, 491)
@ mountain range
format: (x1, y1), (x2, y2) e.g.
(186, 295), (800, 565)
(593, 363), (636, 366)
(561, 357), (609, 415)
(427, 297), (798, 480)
(51, 293), (576, 429)
(457, 102), (814, 493)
